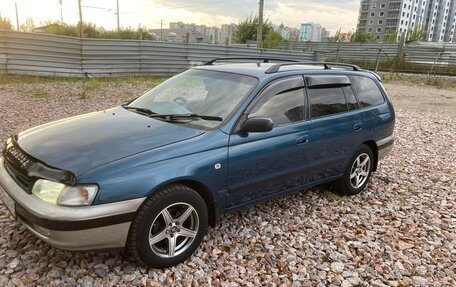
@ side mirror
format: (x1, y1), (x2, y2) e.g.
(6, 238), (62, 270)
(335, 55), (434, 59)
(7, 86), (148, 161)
(241, 117), (273, 133)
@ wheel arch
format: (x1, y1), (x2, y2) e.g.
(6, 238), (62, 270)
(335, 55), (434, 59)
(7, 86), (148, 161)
(146, 179), (218, 227)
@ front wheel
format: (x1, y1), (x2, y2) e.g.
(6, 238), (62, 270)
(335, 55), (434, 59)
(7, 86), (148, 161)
(128, 184), (208, 268)
(336, 144), (374, 196)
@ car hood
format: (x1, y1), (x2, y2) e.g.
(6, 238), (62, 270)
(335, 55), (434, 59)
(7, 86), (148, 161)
(16, 106), (205, 176)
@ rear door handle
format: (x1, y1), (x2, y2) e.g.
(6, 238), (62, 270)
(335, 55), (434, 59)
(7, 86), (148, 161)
(296, 136), (309, 145)
(353, 123), (363, 131)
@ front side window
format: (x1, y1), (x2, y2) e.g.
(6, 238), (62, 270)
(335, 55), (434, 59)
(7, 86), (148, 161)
(309, 87), (348, 118)
(348, 76), (385, 107)
(248, 77), (305, 127)
(129, 69), (258, 128)
(250, 88), (305, 126)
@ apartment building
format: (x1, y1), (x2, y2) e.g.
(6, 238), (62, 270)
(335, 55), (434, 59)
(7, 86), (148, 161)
(357, 0), (456, 42)
(299, 22), (322, 42)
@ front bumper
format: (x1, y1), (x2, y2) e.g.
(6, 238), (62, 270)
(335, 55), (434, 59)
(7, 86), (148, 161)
(0, 157), (145, 251)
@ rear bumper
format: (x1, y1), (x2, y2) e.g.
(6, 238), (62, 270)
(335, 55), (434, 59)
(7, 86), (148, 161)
(376, 134), (394, 160)
(0, 156), (145, 250)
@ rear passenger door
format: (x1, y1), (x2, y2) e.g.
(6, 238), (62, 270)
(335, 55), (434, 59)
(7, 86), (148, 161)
(305, 75), (366, 183)
(226, 76), (312, 209)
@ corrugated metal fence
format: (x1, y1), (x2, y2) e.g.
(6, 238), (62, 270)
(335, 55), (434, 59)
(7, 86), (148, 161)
(284, 41), (456, 65)
(0, 30), (317, 77)
(284, 42), (400, 62)
(404, 42), (456, 64)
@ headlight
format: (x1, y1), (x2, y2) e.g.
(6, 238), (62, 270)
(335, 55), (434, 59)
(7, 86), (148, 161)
(32, 179), (98, 206)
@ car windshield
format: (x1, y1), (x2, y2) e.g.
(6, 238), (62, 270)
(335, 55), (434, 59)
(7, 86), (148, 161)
(128, 69), (259, 129)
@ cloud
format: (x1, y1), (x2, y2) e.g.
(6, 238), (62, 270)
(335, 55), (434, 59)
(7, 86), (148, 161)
(1, 0), (360, 34)
(148, 0), (359, 33)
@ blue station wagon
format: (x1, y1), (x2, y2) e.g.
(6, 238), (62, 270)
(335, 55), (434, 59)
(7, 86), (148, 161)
(0, 59), (395, 268)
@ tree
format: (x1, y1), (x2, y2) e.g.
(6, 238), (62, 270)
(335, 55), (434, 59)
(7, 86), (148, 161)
(328, 28), (342, 42)
(38, 21), (155, 40)
(383, 31), (399, 43)
(407, 28), (426, 42)
(350, 30), (376, 43)
(20, 17), (35, 32)
(0, 17), (13, 30)
(234, 15), (273, 44)
(264, 30), (283, 49)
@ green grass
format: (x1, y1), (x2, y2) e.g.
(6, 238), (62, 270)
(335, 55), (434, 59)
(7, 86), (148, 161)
(380, 72), (456, 89)
(336, 57), (456, 76)
(30, 86), (52, 99)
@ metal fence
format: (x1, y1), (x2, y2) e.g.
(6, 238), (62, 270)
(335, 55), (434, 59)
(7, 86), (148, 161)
(284, 42), (399, 62)
(404, 42), (456, 64)
(284, 41), (456, 65)
(0, 30), (317, 77)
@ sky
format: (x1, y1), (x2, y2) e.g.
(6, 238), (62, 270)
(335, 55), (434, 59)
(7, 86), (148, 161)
(0, 0), (360, 34)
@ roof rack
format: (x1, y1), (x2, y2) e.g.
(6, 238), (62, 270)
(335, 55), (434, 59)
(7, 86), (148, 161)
(204, 57), (299, 66)
(265, 62), (361, 74)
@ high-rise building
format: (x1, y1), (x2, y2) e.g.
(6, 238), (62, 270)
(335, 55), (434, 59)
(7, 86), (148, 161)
(357, 0), (456, 42)
(299, 22), (322, 42)
(321, 27), (331, 42)
(220, 24), (237, 45)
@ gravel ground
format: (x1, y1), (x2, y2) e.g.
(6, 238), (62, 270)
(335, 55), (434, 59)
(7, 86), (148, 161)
(0, 79), (455, 286)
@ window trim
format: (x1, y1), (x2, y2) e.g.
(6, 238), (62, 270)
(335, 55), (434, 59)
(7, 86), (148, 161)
(342, 85), (361, 111)
(306, 75), (351, 88)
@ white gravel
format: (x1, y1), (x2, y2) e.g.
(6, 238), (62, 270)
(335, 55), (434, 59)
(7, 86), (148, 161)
(0, 79), (455, 286)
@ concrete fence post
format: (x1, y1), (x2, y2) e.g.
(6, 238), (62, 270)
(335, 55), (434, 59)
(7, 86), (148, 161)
(375, 48), (382, 73)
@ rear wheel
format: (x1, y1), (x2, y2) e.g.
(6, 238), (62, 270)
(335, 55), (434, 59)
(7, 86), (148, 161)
(128, 184), (208, 268)
(336, 144), (374, 196)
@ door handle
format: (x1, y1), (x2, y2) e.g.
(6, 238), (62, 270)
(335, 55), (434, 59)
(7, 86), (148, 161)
(353, 123), (363, 131)
(296, 137), (309, 145)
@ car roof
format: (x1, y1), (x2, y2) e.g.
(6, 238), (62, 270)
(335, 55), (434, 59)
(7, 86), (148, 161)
(193, 63), (380, 81)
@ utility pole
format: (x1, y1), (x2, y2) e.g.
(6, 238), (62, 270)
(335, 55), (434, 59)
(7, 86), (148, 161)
(59, 0), (63, 23)
(78, 0), (83, 37)
(15, 2), (19, 31)
(116, 0), (120, 30)
(257, 0), (264, 48)
(160, 19), (163, 41)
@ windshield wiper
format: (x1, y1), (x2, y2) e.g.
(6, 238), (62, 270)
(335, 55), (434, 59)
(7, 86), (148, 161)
(149, 114), (223, 122)
(122, 105), (156, 115)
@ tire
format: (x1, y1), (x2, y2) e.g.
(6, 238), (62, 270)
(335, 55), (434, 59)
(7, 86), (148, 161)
(336, 144), (374, 196)
(128, 184), (208, 268)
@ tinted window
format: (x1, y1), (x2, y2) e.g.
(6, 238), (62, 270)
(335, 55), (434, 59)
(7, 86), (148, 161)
(348, 76), (384, 107)
(250, 88), (305, 126)
(343, 86), (359, 110)
(309, 87), (347, 118)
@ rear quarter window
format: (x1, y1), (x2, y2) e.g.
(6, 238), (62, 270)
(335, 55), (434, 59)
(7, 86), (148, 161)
(348, 75), (385, 107)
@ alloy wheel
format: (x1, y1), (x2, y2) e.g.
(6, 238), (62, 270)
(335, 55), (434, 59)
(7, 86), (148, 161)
(349, 153), (371, 189)
(148, 202), (199, 258)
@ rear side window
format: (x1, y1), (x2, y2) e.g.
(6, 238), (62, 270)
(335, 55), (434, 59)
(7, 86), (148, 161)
(308, 87), (347, 118)
(348, 76), (384, 107)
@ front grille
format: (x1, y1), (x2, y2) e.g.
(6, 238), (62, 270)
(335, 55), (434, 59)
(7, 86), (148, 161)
(3, 146), (35, 193)
(4, 159), (34, 192)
